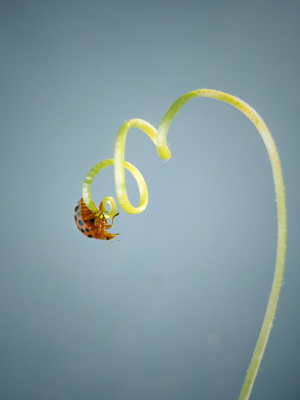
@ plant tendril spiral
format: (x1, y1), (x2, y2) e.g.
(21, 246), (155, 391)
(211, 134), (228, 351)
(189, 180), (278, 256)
(82, 89), (286, 400)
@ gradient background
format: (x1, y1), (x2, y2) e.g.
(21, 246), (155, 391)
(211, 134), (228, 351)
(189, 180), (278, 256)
(1, 1), (299, 399)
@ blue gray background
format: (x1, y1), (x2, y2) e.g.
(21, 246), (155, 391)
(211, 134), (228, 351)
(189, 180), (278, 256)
(1, 1), (299, 399)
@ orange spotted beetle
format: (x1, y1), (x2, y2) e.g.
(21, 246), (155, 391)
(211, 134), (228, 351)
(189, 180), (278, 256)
(74, 198), (119, 240)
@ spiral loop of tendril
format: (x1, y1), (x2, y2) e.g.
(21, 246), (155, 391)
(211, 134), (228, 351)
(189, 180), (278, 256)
(83, 118), (168, 217)
(82, 89), (286, 400)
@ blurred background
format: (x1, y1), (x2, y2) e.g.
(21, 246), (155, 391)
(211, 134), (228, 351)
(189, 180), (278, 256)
(1, 1), (299, 399)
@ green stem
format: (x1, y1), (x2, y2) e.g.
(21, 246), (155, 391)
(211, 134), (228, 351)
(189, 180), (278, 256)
(156, 89), (287, 399)
(114, 119), (157, 214)
(82, 89), (287, 399)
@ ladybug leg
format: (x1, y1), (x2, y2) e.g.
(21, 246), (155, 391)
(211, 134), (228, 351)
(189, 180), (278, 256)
(83, 212), (97, 221)
(99, 201), (119, 228)
(111, 212), (119, 224)
(80, 199), (100, 221)
(105, 212), (119, 230)
(99, 201), (106, 218)
(105, 232), (120, 240)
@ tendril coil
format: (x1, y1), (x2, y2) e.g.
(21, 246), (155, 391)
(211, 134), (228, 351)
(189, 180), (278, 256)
(82, 89), (286, 400)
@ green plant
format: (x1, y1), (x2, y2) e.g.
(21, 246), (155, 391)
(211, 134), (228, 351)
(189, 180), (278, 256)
(81, 89), (287, 399)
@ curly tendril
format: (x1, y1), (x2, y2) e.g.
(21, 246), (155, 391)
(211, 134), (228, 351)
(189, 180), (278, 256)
(82, 89), (286, 400)
(82, 158), (147, 218)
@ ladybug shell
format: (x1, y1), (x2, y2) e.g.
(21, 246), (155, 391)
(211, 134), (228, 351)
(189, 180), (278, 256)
(74, 200), (95, 238)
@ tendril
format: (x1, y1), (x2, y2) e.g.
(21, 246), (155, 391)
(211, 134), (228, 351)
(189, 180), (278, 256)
(114, 119), (159, 214)
(82, 158), (147, 218)
(82, 89), (287, 400)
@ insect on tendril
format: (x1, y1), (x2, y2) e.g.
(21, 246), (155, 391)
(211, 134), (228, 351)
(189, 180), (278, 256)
(74, 89), (286, 400)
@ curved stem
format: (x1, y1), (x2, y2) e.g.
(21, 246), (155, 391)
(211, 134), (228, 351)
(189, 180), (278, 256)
(82, 158), (148, 218)
(82, 159), (116, 215)
(156, 89), (287, 399)
(82, 89), (286, 399)
(114, 119), (157, 214)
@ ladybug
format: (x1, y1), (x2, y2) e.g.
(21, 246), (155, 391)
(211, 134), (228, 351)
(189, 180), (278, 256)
(74, 198), (119, 240)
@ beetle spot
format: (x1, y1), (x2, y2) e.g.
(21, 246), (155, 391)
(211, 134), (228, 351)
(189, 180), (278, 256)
(74, 215), (77, 222)
(80, 229), (85, 233)
(85, 228), (90, 232)
(79, 220), (84, 226)
(88, 234), (93, 238)
(78, 211), (81, 217)
(75, 205), (79, 212)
